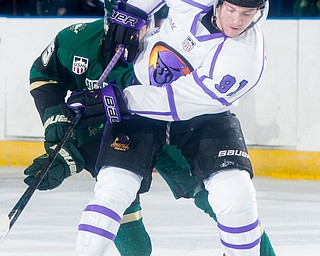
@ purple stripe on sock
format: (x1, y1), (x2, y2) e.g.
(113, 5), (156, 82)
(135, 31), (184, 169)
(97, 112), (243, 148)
(84, 204), (121, 223)
(218, 219), (259, 234)
(78, 224), (116, 241)
(220, 236), (261, 250)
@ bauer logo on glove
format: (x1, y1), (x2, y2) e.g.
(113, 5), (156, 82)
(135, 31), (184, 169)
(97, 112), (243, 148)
(103, 93), (120, 123)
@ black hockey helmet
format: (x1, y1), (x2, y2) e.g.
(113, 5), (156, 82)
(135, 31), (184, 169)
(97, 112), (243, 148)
(218, 0), (266, 8)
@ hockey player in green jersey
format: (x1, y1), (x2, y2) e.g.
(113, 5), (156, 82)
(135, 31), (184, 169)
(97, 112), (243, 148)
(26, 18), (152, 255)
(24, 10), (275, 256)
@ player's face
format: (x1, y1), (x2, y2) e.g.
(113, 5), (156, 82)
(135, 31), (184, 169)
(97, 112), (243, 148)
(215, 2), (258, 38)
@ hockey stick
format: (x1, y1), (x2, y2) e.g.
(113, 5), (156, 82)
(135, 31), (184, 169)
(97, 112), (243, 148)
(0, 45), (124, 243)
(0, 112), (81, 243)
(97, 45), (124, 88)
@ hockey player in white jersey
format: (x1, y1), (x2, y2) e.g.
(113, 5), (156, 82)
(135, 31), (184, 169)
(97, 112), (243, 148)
(125, 0), (268, 120)
(74, 0), (271, 255)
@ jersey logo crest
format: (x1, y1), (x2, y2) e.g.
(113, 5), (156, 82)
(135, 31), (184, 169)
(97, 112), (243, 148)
(69, 23), (86, 34)
(72, 56), (89, 75)
(182, 36), (196, 52)
(149, 42), (193, 87)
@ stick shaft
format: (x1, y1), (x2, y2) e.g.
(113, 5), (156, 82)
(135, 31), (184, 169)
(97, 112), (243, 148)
(97, 45), (124, 87)
(7, 112), (82, 230)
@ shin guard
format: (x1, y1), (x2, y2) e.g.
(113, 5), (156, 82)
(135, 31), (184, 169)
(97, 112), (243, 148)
(204, 170), (260, 256)
(76, 167), (142, 256)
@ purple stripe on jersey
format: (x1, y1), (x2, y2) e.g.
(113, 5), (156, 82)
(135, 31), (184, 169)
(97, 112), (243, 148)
(220, 236), (261, 250)
(180, 0), (212, 10)
(191, 11), (225, 42)
(130, 110), (172, 116)
(148, 1), (166, 16)
(196, 32), (225, 42)
(84, 204), (121, 223)
(192, 71), (231, 106)
(190, 38), (232, 106)
(218, 219), (259, 234)
(78, 224), (116, 241)
(165, 83), (180, 121)
(209, 38), (226, 78)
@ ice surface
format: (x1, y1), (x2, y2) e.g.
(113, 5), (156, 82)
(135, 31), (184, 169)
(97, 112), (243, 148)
(0, 167), (320, 256)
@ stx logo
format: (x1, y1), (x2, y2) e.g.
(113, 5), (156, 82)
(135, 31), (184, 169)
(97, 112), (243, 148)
(104, 95), (120, 123)
(111, 10), (138, 27)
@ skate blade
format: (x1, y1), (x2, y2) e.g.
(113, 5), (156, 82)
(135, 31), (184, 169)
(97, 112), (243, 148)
(0, 214), (10, 243)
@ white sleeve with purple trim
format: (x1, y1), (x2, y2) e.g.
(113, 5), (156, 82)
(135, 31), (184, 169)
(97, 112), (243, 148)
(127, 0), (215, 15)
(127, 0), (165, 15)
(124, 0), (267, 121)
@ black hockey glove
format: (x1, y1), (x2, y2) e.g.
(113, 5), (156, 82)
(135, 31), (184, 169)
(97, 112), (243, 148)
(42, 106), (72, 145)
(105, 0), (148, 63)
(24, 106), (85, 190)
(24, 142), (85, 190)
(65, 82), (130, 127)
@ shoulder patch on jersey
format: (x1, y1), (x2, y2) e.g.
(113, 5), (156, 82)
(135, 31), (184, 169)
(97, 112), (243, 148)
(72, 56), (89, 75)
(69, 23), (87, 34)
(41, 40), (55, 67)
(149, 42), (193, 87)
(182, 36), (196, 52)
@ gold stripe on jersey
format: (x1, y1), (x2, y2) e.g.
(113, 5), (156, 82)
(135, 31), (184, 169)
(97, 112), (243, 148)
(30, 80), (59, 91)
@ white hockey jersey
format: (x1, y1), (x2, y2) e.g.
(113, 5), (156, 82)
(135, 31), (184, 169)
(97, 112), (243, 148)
(124, 0), (267, 121)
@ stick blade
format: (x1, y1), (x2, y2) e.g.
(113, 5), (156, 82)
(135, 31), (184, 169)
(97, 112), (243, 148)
(0, 214), (10, 243)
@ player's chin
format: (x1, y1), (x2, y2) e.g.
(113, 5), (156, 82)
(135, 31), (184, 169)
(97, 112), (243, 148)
(224, 28), (243, 38)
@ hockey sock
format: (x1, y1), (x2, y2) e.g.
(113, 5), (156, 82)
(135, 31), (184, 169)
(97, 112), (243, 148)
(194, 190), (217, 221)
(259, 229), (277, 256)
(115, 203), (152, 256)
(193, 189), (276, 256)
(204, 170), (260, 256)
(76, 166), (142, 256)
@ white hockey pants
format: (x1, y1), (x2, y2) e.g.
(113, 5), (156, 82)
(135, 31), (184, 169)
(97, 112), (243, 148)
(204, 169), (260, 256)
(75, 166), (142, 256)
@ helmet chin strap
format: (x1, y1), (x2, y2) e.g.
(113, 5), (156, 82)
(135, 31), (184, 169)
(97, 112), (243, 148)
(243, 7), (265, 31)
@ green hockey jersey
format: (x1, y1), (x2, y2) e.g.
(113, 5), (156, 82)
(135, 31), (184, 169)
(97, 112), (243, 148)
(30, 18), (133, 120)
